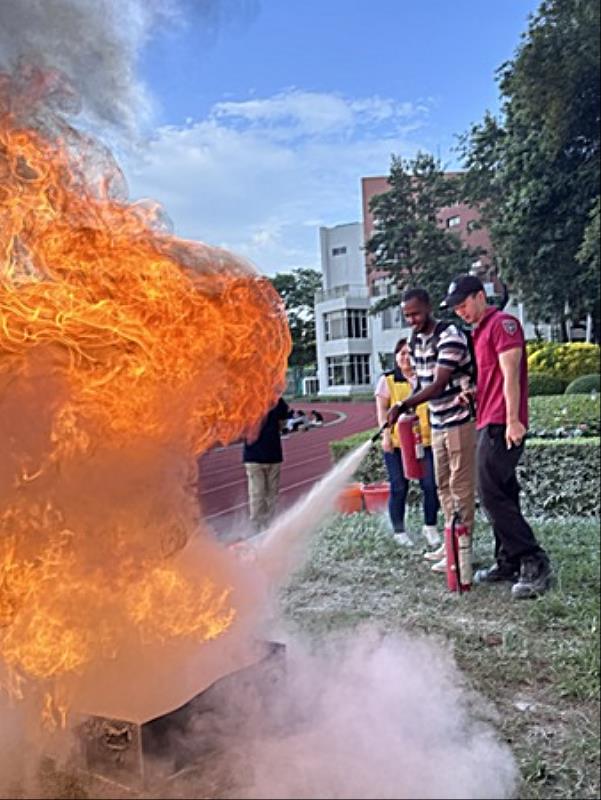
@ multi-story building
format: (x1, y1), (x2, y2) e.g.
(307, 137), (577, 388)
(313, 175), (548, 397)
(314, 177), (491, 396)
(314, 223), (373, 396)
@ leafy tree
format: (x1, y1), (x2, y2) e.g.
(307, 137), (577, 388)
(459, 0), (600, 340)
(270, 268), (322, 368)
(576, 195), (600, 292)
(365, 152), (481, 308)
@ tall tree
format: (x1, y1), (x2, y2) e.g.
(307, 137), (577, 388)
(270, 268), (322, 368)
(576, 195), (601, 291)
(365, 152), (481, 308)
(459, 0), (600, 340)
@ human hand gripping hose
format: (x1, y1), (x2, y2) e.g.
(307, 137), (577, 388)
(370, 401), (409, 443)
(370, 421), (390, 443)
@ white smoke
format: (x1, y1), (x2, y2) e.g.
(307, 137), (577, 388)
(147, 631), (519, 800)
(0, 0), (259, 133)
(240, 633), (518, 799)
(0, 0), (164, 129)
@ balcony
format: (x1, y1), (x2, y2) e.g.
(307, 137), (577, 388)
(315, 284), (370, 303)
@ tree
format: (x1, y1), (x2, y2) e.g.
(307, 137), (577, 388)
(269, 268), (322, 368)
(459, 0), (600, 340)
(576, 195), (601, 337)
(365, 152), (481, 308)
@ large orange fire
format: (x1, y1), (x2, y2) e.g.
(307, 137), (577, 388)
(0, 67), (291, 719)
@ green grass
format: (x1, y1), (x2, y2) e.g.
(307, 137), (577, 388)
(528, 394), (600, 437)
(282, 513), (601, 800)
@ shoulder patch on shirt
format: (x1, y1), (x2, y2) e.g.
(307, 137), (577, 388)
(502, 318), (518, 336)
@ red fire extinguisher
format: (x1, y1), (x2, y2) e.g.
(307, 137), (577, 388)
(396, 413), (426, 480)
(445, 511), (472, 592)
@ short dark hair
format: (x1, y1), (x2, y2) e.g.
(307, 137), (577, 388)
(394, 337), (408, 355)
(402, 287), (430, 305)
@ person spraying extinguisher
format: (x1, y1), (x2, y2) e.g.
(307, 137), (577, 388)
(372, 338), (441, 548)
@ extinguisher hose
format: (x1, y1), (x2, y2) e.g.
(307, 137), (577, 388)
(371, 422), (390, 443)
(451, 511), (462, 594)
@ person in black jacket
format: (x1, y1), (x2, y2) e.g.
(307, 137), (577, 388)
(243, 397), (289, 532)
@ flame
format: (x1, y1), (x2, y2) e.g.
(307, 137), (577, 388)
(0, 67), (291, 709)
(41, 689), (68, 733)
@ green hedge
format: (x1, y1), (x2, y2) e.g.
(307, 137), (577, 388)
(565, 373), (601, 395)
(529, 372), (568, 396)
(516, 438), (600, 517)
(331, 433), (600, 518)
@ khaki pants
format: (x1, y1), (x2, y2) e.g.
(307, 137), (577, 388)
(431, 421), (476, 533)
(245, 462), (282, 531)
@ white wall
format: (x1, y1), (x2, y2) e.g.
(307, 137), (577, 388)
(315, 293), (372, 394)
(319, 223), (365, 291)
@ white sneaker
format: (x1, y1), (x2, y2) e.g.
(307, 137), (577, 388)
(422, 525), (441, 547)
(424, 543), (446, 562)
(393, 532), (412, 546)
(431, 557), (447, 574)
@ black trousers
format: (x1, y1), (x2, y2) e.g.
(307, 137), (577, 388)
(477, 425), (541, 564)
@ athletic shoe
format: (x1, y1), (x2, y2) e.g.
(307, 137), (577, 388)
(393, 532), (412, 546)
(430, 557), (447, 574)
(422, 525), (441, 548)
(474, 561), (520, 585)
(424, 543), (446, 562)
(511, 553), (553, 599)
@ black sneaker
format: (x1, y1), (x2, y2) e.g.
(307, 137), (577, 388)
(474, 561), (520, 585)
(511, 553), (552, 599)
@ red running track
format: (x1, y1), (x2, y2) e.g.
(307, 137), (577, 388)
(197, 402), (376, 538)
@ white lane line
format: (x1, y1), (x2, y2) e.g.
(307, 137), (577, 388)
(204, 469), (333, 520)
(199, 452), (333, 496)
(200, 438), (332, 479)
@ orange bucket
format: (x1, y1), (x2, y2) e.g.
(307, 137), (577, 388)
(336, 482), (364, 514)
(362, 482), (391, 513)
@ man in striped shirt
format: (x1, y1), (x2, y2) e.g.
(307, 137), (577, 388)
(388, 288), (477, 573)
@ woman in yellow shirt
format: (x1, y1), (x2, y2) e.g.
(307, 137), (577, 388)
(374, 338), (440, 546)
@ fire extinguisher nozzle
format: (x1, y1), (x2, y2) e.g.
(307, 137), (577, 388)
(371, 422), (389, 443)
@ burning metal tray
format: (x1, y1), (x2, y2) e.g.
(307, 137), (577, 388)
(76, 640), (285, 789)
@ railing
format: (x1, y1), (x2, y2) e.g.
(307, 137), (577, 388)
(315, 285), (370, 303)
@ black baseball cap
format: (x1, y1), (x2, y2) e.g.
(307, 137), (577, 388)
(440, 274), (485, 308)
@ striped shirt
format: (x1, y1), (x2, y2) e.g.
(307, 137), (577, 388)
(411, 323), (475, 430)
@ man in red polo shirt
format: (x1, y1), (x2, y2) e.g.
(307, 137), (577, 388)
(442, 275), (552, 599)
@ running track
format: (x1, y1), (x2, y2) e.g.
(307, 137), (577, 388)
(197, 402), (376, 539)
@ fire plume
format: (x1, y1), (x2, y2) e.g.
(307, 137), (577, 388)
(0, 67), (291, 708)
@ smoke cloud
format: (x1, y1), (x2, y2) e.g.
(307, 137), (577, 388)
(0, 0), (164, 130)
(0, 0), (259, 132)
(139, 631), (519, 800)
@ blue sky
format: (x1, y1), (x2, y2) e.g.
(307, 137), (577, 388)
(126, 0), (541, 275)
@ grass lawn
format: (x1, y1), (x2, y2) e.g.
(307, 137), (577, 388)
(281, 513), (600, 800)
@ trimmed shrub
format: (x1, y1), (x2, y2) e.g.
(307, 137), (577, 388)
(565, 373), (601, 395)
(529, 372), (567, 396)
(331, 433), (600, 517)
(527, 342), (600, 382)
(526, 340), (549, 356)
(517, 439), (600, 517)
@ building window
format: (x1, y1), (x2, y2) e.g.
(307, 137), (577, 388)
(324, 309), (368, 340)
(446, 215), (461, 228)
(331, 246), (347, 256)
(326, 355), (371, 386)
(381, 306), (405, 330)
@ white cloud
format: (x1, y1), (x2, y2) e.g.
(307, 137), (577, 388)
(125, 89), (430, 274)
